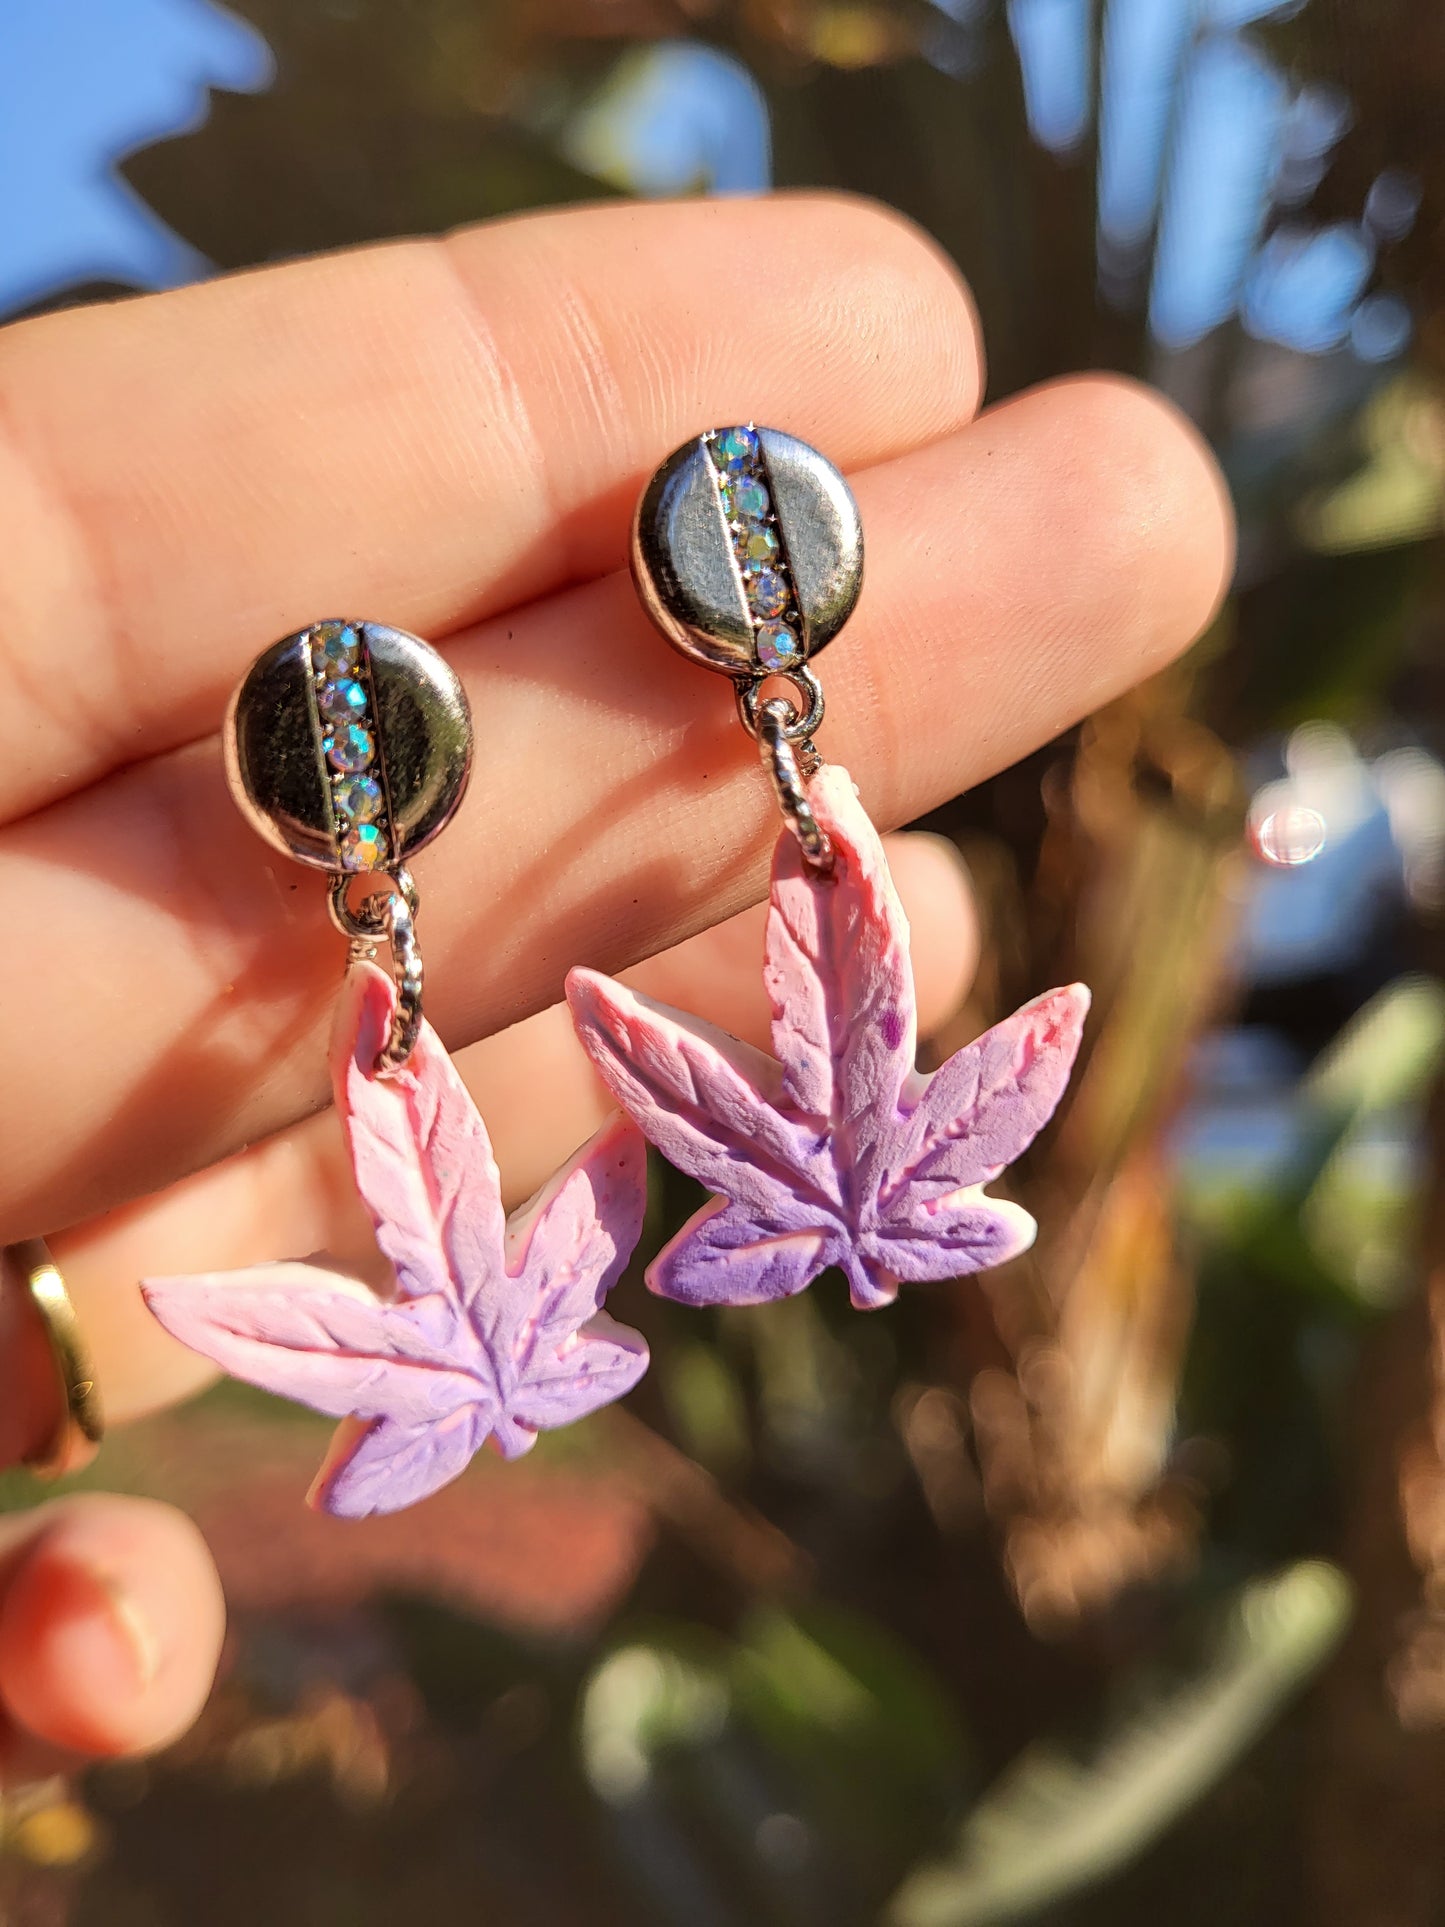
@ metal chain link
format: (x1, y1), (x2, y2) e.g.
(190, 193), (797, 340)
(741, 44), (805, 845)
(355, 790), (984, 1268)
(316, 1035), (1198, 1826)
(747, 687), (834, 876)
(327, 865), (425, 1072)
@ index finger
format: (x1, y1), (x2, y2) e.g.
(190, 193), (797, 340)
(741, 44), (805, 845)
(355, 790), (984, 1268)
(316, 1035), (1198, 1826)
(0, 193), (983, 822)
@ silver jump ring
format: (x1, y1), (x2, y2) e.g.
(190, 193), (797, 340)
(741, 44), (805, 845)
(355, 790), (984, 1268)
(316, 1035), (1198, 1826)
(736, 664), (825, 744)
(327, 864), (419, 942)
(327, 865), (424, 1073)
(757, 699), (834, 876)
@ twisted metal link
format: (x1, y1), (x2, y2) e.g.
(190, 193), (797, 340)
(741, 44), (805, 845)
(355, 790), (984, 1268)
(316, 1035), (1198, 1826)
(736, 663), (832, 875)
(327, 865), (424, 1073)
(754, 697), (834, 875)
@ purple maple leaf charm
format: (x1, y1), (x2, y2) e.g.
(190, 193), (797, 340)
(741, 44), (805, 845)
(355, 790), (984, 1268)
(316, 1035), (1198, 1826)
(567, 766), (1089, 1312)
(143, 965), (649, 1517)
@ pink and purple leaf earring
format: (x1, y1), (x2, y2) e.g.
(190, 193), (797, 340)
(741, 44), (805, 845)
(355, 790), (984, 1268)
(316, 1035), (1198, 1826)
(143, 622), (649, 1516)
(567, 428), (1090, 1312)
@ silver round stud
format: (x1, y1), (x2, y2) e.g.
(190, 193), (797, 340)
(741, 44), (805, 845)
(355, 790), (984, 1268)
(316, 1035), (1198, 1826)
(225, 621), (473, 874)
(631, 426), (864, 678)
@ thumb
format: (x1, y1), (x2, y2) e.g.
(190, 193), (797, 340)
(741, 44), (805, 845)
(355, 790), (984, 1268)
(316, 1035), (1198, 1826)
(0, 1494), (225, 1784)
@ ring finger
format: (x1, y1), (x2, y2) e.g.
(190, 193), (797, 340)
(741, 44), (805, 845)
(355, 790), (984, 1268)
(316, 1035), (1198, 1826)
(30, 830), (980, 1438)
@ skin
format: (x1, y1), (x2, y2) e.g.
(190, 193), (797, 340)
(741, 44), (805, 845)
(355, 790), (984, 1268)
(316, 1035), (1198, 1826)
(0, 192), (1233, 1783)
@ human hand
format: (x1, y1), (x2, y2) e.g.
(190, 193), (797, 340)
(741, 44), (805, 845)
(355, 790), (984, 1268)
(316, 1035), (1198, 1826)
(0, 192), (1232, 1781)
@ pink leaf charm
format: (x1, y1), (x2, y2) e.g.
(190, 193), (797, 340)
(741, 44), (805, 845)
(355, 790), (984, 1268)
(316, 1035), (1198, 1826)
(568, 766), (1089, 1312)
(144, 966), (649, 1517)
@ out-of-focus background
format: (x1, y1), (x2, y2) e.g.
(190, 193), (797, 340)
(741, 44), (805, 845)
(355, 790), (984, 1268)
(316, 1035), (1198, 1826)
(4, 2), (1445, 1920)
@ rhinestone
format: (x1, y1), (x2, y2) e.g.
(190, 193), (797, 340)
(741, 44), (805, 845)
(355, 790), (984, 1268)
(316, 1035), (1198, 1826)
(746, 569), (789, 618)
(310, 622), (361, 675)
(318, 677), (368, 725)
(756, 622), (801, 671)
(710, 426), (759, 473)
(340, 822), (389, 871)
(327, 723), (374, 772)
(334, 773), (384, 823)
(742, 526), (780, 566)
(723, 475), (769, 521)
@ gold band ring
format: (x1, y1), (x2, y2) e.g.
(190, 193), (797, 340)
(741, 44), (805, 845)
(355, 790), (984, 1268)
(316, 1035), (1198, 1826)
(3, 1240), (103, 1477)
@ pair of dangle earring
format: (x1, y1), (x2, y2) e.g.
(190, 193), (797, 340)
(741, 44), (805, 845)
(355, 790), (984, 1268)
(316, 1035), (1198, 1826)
(144, 427), (1089, 1518)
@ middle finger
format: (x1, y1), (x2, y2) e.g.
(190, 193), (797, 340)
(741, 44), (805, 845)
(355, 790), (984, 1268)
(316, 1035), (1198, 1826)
(3, 377), (1230, 1239)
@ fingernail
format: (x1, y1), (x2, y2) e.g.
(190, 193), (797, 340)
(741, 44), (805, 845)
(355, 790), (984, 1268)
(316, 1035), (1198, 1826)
(91, 1570), (163, 1690)
(0, 1549), (168, 1757)
(42, 1558), (163, 1700)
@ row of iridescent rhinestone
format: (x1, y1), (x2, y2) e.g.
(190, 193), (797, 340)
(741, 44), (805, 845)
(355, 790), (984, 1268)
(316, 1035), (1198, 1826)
(308, 623), (391, 873)
(707, 427), (802, 673)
